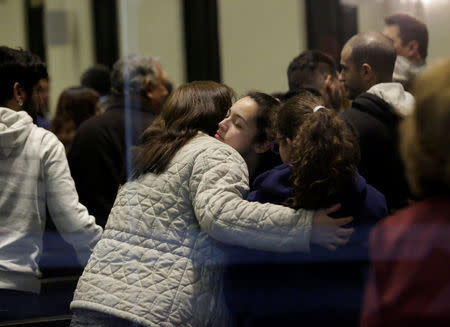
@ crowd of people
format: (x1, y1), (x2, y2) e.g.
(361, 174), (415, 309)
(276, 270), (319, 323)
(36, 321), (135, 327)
(0, 12), (449, 327)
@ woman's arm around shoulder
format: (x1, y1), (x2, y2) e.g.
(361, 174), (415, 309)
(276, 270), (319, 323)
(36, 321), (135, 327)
(189, 138), (313, 252)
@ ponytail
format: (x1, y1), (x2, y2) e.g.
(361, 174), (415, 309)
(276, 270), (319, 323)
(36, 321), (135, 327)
(288, 108), (359, 209)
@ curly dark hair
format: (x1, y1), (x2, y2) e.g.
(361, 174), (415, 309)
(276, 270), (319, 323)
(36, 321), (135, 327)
(278, 95), (359, 209)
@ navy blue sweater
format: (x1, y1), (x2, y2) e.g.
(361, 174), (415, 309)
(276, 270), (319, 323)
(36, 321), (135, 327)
(224, 163), (388, 326)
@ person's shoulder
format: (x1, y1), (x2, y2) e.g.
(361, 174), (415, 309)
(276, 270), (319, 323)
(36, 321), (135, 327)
(72, 112), (118, 145)
(32, 125), (59, 144)
(182, 133), (246, 169)
(375, 204), (416, 231)
(255, 163), (291, 185)
(371, 198), (450, 257)
(29, 125), (65, 157)
(78, 112), (111, 131)
(372, 199), (441, 237)
(340, 100), (368, 120)
(192, 133), (242, 156)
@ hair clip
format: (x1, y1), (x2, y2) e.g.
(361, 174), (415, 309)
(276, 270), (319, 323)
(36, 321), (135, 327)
(313, 105), (325, 112)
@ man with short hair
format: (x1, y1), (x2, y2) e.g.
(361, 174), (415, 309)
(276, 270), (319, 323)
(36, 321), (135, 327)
(68, 55), (168, 227)
(286, 49), (346, 111)
(80, 64), (111, 110)
(0, 46), (102, 320)
(383, 13), (428, 91)
(339, 31), (414, 211)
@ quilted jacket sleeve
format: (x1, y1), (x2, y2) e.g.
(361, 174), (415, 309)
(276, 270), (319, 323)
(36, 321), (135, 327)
(191, 145), (314, 253)
(40, 130), (103, 265)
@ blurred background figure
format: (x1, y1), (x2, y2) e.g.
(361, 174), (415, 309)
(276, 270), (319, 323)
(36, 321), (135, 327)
(68, 55), (168, 227)
(162, 70), (173, 98)
(383, 13), (429, 92)
(361, 58), (450, 327)
(51, 87), (101, 153)
(36, 76), (50, 129)
(80, 64), (111, 110)
(286, 50), (348, 112)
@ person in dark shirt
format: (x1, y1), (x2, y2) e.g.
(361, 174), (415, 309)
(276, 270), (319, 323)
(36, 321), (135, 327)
(68, 55), (168, 227)
(339, 31), (414, 211)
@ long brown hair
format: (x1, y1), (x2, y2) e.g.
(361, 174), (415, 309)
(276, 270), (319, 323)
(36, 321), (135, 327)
(276, 93), (359, 209)
(51, 87), (100, 151)
(52, 87), (100, 132)
(131, 81), (235, 178)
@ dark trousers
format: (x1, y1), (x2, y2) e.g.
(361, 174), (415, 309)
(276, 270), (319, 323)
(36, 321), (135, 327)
(0, 289), (41, 321)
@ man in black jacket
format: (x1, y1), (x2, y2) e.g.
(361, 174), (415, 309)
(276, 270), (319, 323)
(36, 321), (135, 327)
(68, 55), (168, 227)
(339, 31), (415, 211)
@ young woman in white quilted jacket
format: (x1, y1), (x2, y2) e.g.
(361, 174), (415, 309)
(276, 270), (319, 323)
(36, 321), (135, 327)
(70, 81), (353, 327)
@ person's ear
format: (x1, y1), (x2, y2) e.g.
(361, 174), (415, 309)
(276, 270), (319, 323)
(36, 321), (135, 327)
(321, 74), (332, 94)
(360, 63), (375, 84)
(13, 82), (25, 107)
(406, 40), (419, 59)
(324, 74), (333, 89)
(143, 79), (154, 102)
(285, 137), (293, 148)
(253, 140), (272, 154)
(360, 63), (372, 78)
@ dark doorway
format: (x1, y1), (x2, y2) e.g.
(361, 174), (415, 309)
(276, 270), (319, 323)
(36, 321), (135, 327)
(305, 0), (358, 61)
(91, 0), (119, 68)
(183, 0), (221, 82)
(26, 0), (46, 62)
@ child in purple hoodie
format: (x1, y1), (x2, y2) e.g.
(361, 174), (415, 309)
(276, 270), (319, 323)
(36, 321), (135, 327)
(224, 90), (387, 326)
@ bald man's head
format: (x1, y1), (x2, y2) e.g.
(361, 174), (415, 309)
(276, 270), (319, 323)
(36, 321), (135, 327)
(347, 31), (397, 81)
(339, 32), (397, 99)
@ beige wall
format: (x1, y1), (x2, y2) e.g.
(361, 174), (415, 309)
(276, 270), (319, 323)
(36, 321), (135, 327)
(2, 0), (450, 114)
(0, 0), (95, 116)
(117, 0), (185, 89)
(0, 0), (26, 48)
(342, 0), (450, 64)
(45, 0), (95, 116)
(422, 1), (450, 63)
(218, 0), (307, 96)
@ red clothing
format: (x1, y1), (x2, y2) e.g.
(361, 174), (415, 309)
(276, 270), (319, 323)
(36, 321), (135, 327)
(361, 197), (450, 327)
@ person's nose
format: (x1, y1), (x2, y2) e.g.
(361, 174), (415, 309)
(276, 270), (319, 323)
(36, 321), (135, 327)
(218, 117), (229, 131)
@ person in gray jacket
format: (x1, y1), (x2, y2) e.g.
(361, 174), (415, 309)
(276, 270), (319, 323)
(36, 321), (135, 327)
(0, 46), (102, 321)
(70, 80), (353, 327)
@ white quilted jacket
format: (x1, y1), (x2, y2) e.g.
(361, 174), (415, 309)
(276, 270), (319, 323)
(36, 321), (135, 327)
(71, 133), (314, 326)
